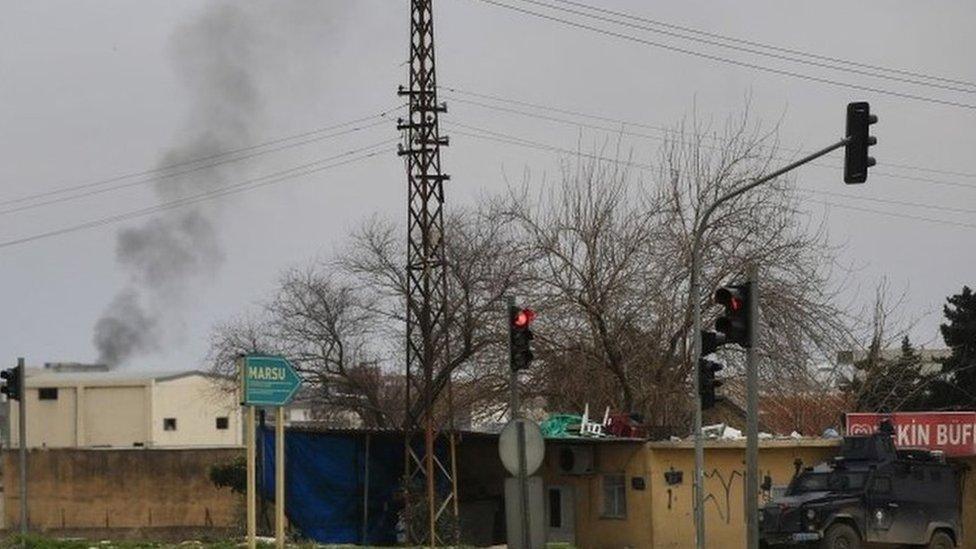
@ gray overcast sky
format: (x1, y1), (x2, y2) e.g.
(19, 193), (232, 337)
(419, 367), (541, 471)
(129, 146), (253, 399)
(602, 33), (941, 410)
(1, 0), (974, 369)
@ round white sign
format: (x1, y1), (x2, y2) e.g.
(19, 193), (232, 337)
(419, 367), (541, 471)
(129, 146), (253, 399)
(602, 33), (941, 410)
(498, 418), (545, 477)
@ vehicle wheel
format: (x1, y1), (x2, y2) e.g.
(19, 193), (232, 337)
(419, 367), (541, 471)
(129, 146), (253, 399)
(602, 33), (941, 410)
(928, 531), (954, 549)
(820, 523), (860, 549)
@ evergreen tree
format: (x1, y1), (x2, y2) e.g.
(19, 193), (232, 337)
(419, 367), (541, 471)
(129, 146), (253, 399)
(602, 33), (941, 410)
(851, 335), (926, 412)
(928, 286), (976, 409)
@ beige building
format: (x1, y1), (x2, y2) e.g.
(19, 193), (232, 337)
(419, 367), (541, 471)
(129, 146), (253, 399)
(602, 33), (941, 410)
(8, 369), (242, 448)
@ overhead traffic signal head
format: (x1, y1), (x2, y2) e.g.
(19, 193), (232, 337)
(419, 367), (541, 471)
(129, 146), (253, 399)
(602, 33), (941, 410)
(1, 364), (22, 401)
(844, 102), (878, 184)
(509, 305), (536, 371)
(714, 283), (752, 348)
(698, 358), (724, 410)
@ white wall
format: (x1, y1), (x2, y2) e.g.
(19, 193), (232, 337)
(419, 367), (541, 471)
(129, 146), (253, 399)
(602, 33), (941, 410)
(10, 387), (78, 448)
(151, 375), (241, 447)
(83, 385), (149, 447)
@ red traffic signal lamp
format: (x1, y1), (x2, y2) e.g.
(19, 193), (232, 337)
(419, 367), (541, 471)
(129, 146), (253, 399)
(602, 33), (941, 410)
(715, 283), (752, 348)
(509, 306), (536, 371)
(844, 102), (878, 184)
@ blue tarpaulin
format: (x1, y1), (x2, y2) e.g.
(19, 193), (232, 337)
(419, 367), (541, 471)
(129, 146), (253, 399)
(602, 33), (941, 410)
(259, 428), (404, 544)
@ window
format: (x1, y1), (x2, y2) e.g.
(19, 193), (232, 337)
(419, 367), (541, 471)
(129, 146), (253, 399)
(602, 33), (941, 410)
(602, 474), (627, 518)
(789, 471), (867, 495)
(216, 417), (229, 430)
(163, 418), (177, 431)
(869, 475), (892, 495)
(38, 388), (58, 400)
(549, 488), (562, 528)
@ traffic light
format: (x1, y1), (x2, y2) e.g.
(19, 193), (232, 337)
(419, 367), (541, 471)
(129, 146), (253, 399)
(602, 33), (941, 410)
(844, 102), (878, 184)
(698, 358), (724, 410)
(1, 363), (22, 401)
(701, 330), (725, 356)
(715, 283), (752, 348)
(509, 305), (536, 371)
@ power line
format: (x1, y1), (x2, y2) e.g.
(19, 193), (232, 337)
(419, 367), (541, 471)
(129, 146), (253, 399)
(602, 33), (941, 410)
(448, 120), (976, 230)
(542, 0), (976, 91)
(799, 188), (976, 216)
(0, 118), (393, 216)
(0, 105), (403, 208)
(819, 201), (976, 232)
(444, 121), (658, 170)
(444, 90), (976, 191)
(472, 0), (976, 111)
(0, 139), (396, 250)
(445, 86), (976, 179)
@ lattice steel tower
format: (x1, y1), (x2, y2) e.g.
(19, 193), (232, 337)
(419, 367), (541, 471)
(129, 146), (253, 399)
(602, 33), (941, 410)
(397, 0), (459, 545)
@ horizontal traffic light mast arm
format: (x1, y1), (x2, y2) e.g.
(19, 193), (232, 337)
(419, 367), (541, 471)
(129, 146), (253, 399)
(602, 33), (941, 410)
(695, 137), (849, 244)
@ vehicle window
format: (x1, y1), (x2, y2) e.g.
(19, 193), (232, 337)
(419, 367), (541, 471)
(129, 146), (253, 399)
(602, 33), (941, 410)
(789, 471), (866, 494)
(870, 475), (892, 495)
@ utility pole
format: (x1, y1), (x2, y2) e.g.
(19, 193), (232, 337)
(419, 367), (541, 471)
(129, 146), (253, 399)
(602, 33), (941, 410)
(745, 265), (759, 549)
(398, 0), (458, 545)
(691, 133), (860, 548)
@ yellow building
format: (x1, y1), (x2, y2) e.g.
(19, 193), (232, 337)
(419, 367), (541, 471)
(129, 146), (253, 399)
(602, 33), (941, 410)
(540, 437), (976, 548)
(8, 370), (241, 448)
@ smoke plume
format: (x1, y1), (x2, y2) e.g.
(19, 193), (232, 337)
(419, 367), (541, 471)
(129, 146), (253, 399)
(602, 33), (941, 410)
(94, 4), (262, 366)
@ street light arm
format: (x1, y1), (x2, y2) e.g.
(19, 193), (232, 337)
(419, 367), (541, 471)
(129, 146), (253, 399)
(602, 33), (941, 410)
(692, 136), (850, 259)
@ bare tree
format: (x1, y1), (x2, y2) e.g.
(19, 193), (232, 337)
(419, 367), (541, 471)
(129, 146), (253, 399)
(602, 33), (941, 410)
(210, 207), (527, 428)
(498, 105), (852, 428)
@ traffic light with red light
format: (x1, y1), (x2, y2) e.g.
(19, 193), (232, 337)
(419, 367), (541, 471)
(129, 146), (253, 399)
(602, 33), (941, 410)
(1, 363), (22, 401)
(509, 305), (536, 371)
(715, 283), (752, 348)
(844, 102), (878, 184)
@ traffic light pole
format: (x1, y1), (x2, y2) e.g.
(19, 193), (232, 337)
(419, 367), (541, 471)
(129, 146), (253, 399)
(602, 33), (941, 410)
(506, 296), (532, 549)
(690, 137), (848, 549)
(17, 357), (27, 539)
(745, 265), (760, 549)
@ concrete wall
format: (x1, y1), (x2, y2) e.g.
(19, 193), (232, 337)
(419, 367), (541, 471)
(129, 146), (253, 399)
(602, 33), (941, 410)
(22, 386), (78, 447)
(3, 447), (242, 532)
(645, 440), (838, 549)
(152, 376), (241, 447)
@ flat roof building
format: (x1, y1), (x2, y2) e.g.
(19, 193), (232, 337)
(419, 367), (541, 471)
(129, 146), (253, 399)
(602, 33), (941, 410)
(8, 369), (241, 448)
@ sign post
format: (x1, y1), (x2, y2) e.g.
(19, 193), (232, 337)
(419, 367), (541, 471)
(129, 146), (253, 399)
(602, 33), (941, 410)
(241, 355), (302, 549)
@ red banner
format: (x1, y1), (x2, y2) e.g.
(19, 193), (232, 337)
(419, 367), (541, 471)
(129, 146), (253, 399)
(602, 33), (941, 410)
(846, 412), (976, 457)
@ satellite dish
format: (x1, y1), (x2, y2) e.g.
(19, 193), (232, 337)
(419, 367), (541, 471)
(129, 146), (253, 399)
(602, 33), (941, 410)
(498, 418), (545, 477)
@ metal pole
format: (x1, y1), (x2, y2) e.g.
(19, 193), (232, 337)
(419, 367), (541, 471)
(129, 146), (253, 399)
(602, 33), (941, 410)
(691, 251), (706, 549)
(258, 408), (266, 534)
(275, 406), (285, 549)
(690, 137), (849, 548)
(17, 357), (27, 538)
(745, 264), (760, 549)
(244, 357), (257, 549)
(362, 433), (371, 545)
(507, 296), (531, 549)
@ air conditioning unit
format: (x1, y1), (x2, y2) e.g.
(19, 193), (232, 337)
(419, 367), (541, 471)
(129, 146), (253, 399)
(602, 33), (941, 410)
(557, 446), (594, 475)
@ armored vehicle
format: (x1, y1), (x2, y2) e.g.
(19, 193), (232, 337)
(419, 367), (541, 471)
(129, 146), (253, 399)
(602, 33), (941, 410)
(760, 428), (961, 548)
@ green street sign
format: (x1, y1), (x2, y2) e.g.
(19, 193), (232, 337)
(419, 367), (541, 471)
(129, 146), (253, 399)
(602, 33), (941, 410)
(241, 355), (303, 406)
